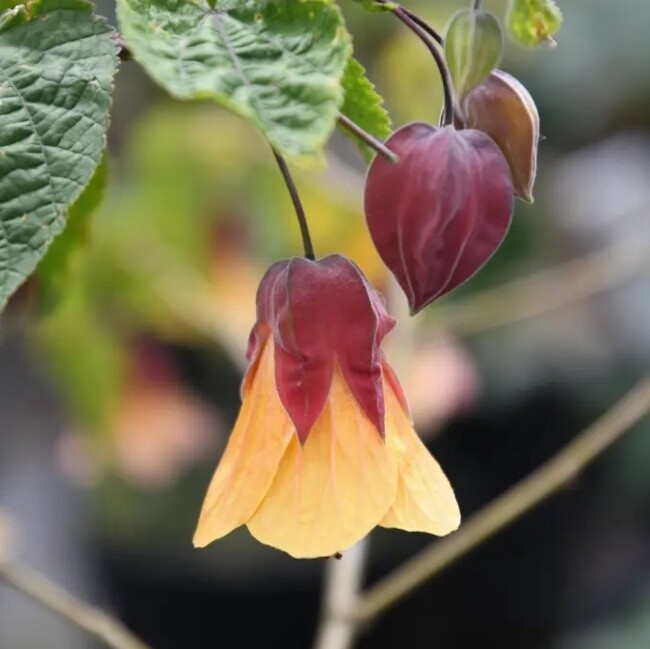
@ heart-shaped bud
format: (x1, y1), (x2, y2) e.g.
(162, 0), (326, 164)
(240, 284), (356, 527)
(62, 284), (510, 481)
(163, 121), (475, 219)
(463, 70), (540, 202)
(444, 9), (504, 101)
(364, 123), (514, 313)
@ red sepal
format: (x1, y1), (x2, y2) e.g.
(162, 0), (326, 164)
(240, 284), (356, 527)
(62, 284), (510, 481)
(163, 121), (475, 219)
(364, 123), (514, 313)
(249, 255), (395, 444)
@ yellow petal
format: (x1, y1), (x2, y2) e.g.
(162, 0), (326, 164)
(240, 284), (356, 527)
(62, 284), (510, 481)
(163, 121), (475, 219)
(380, 368), (461, 535)
(193, 338), (293, 547)
(247, 365), (398, 559)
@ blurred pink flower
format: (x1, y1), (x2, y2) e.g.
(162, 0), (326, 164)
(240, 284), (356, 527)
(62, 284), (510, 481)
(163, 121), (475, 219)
(405, 334), (480, 434)
(57, 340), (222, 489)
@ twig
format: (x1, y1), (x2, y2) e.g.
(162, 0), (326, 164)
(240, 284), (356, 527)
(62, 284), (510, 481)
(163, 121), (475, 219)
(272, 149), (316, 260)
(377, 0), (454, 125)
(337, 114), (398, 163)
(399, 7), (444, 45)
(435, 241), (650, 336)
(0, 560), (152, 649)
(355, 377), (650, 623)
(312, 539), (369, 649)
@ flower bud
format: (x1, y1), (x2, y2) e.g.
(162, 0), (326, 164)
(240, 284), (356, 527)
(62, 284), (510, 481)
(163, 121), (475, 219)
(444, 9), (504, 101)
(364, 123), (514, 313)
(463, 69), (539, 202)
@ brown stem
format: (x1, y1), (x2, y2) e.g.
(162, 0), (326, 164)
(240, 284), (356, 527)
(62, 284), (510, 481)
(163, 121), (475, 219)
(399, 7), (444, 46)
(379, 1), (454, 125)
(272, 149), (316, 260)
(337, 114), (398, 163)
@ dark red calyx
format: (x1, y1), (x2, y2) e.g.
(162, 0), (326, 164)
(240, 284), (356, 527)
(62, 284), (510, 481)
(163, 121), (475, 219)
(246, 254), (395, 444)
(364, 123), (514, 313)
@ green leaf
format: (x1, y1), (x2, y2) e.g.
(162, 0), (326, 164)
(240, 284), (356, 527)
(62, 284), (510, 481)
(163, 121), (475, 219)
(0, 0), (118, 311)
(507, 0), (562, 47)
(37, 154), (108, 309)
(444, 9), (503, 101)
(117, 0), (352, 164)
(339, 57), (392, 162)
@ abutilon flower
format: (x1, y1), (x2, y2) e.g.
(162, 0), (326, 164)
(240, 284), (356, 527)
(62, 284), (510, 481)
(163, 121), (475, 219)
(193, 254), (460, 558)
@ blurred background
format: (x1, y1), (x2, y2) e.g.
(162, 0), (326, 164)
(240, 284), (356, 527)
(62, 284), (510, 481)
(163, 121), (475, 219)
(1, 0), (649, 647)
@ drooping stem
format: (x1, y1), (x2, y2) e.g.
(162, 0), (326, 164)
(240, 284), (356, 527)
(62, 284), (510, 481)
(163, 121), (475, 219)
(473, 0), (482, 9)
(355, 378), (650, 622)
(337, 114), (398, 163)
(379, 1), (454, 125)
(399, 7), (444, 46)
(271, 149), (316, 260)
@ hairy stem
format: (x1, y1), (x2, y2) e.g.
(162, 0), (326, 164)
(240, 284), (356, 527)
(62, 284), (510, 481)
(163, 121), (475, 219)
(337, 114), (398, 163)
(272, 149), (315, 260)
(356, 378), (650, 622)
(0, 560), (151, 649)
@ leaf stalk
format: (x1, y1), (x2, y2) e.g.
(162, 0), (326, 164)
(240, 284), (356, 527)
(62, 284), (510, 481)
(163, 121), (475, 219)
(337, 113), (398, 163)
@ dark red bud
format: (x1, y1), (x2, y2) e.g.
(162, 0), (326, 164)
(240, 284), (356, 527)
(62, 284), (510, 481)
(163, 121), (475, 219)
(247, 255), (395, 444)
(364, 123), (514, 313)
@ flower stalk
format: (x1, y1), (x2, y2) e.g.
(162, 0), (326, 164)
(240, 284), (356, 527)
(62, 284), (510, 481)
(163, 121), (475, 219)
(399, 7), (444, 46)
(271, 149), (315, 261)
(377, 0), (454, 125)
